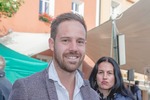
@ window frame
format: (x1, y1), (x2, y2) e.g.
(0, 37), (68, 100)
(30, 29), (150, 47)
(71, 0), (84, 16)
(39, 0), (54, 16)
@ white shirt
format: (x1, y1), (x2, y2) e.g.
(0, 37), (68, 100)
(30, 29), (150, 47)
(48, 61), (84, 100)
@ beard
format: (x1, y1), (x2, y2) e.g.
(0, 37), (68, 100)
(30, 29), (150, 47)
(54, 49), (85, 73)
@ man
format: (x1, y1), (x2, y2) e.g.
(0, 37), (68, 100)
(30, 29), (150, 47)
(131, 80), (142, 100)
(0, 56), (12, 100)
(0, 89), (5, 100)
(8, 12), (99, 100)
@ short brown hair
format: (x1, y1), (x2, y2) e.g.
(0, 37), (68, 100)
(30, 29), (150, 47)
(135, 80), (139, 85)
(50, 12), (87, 40)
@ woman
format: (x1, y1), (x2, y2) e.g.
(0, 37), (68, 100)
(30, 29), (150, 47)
(89, 56), (134, 100)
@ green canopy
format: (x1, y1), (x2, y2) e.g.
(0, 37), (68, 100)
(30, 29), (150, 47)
(0, 44), (48, 83)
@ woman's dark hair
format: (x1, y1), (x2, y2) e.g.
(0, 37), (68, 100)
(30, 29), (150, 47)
(50, 12), (87, 40)
(89, 56), (134, 99)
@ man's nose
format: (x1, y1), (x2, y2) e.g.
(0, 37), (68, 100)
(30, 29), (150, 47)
(69, 41), (78, 51)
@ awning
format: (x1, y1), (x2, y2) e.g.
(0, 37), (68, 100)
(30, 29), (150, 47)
(0, 32), (50, 56)
(0, 44), (48, 83)
(86, 0), (150, 74)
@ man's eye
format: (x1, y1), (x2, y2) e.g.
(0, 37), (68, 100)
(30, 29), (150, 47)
(62, 39), (69, 42)
(61, 39), (69, 44)
(77, 40), (85, 45)
(78, 40), (84, 43)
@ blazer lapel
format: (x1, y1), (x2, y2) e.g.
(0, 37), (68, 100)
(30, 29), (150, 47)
(44, 68), (58, 100)
(80, 80), (91, 100)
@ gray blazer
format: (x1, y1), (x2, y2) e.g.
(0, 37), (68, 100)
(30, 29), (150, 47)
(8, 68), (99, 100)
(0, 70), (12, 100)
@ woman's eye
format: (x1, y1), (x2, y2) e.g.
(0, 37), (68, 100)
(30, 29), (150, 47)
(98, 71), (103, 74)
(108, 72), (113, 75)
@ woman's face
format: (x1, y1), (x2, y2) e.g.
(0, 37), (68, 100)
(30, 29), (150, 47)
(96, 62), (115, 91)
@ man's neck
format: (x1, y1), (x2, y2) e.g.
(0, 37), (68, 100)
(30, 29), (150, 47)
(53, 62), (76, 100)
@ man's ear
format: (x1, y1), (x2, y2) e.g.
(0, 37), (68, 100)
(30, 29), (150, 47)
(49, 38), (54, 51)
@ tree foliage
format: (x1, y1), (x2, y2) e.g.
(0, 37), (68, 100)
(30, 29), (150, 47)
(0, 0), (24, 18)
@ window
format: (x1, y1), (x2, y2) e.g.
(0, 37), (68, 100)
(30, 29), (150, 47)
(72, 2), (79, 12)
(71, 0), (84, 16)
(39, 0), (54, 16)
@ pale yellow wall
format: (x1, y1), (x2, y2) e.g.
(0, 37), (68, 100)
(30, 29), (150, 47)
(100, 0), (139, 24)
(142, 90), (148, 100)
(100, 0), (111, 24)
(113, 0), (140, 13)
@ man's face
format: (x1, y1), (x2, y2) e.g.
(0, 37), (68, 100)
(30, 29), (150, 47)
(49, 20), (86, 73)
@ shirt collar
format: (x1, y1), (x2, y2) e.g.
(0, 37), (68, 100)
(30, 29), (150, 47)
(48, 61), (84, 88)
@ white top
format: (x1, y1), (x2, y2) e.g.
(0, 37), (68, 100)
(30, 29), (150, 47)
(48, 61), (84, 100)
